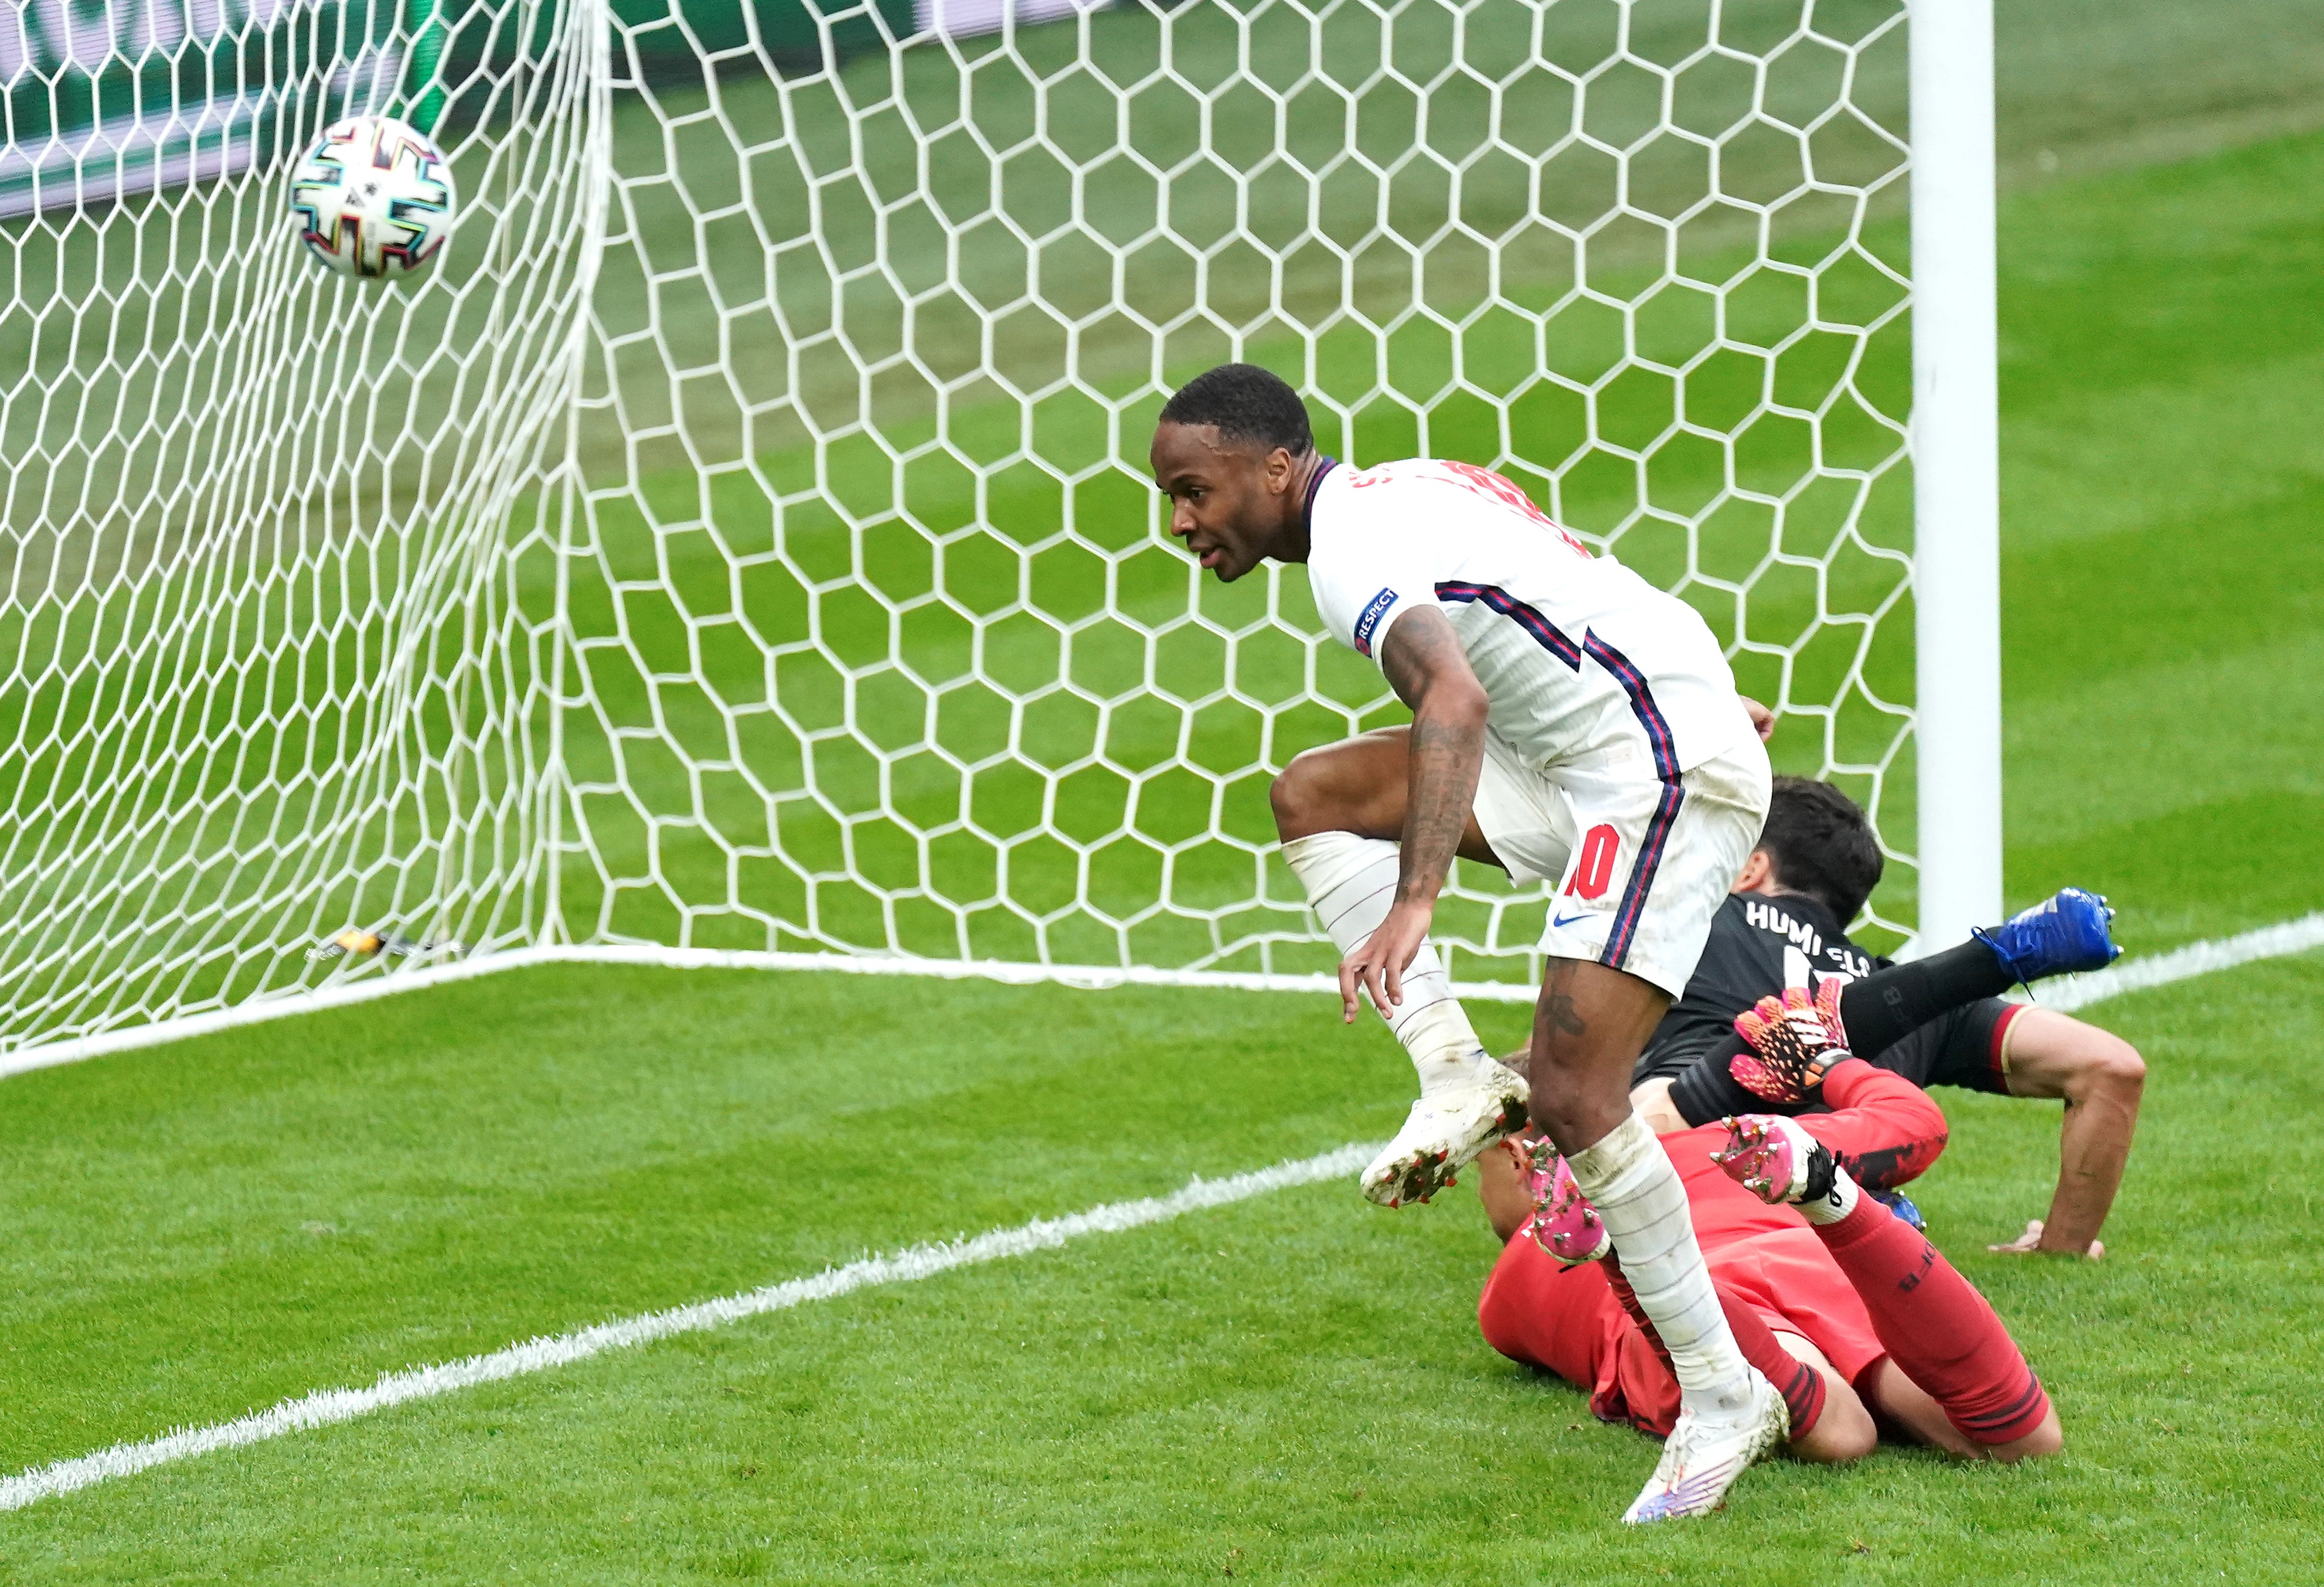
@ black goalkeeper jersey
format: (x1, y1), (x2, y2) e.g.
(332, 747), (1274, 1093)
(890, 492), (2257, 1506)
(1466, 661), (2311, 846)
(1631, 891), (1879, 1087)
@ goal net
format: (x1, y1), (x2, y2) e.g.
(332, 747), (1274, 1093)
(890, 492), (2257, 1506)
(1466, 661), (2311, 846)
(0, 0), (603, 1051)
(1, 0), (1918, 1058)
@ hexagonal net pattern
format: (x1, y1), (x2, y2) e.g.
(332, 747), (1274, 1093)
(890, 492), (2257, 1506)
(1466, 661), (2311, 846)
(0, 0), (606, 1055)
(0, 0), (1925, 1061)
(557, 0), (1918, 989)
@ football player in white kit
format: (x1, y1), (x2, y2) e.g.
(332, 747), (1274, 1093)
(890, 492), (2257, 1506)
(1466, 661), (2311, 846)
(1150, 365), (1785, 1521)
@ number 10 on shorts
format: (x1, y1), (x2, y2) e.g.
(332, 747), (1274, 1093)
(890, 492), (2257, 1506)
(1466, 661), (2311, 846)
(1567, 823), (1620, 900)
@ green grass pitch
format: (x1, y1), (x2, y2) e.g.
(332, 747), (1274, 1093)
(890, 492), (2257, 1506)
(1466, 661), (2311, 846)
(1, 12), (2323, 1586)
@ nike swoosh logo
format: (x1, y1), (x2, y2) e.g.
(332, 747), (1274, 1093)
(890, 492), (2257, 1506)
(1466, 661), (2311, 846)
(1550, 907), (1598, 929)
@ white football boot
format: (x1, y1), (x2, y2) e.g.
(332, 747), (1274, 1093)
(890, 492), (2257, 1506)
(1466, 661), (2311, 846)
(1620, 1370), (1790, 1523)
(1359, 1054), (1529, 1207)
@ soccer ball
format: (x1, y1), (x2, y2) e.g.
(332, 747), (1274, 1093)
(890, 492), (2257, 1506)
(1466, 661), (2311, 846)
(288, 115), (456, 279)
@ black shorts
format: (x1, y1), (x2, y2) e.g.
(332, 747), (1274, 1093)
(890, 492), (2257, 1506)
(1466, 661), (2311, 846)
(1662, 996), (2024, 1128)
(1874, 996), (2022, 1096)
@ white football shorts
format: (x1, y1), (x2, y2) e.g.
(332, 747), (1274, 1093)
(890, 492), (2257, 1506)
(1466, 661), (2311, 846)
(1471, 727), (1772, 1000)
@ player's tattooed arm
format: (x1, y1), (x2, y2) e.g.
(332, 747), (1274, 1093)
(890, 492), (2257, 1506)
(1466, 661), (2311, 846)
(1336, 607), (1489, 1021)
(1380, 607), (1488, 907)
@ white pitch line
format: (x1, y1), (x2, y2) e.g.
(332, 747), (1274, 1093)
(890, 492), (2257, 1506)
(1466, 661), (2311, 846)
(0, 942), (1659, 1079)
(0, 1143), (1374, 1514)
(8, 910), (2324, 1080)
(2014, 911), (2324, 1013)
(5, 914), (2320, 1511)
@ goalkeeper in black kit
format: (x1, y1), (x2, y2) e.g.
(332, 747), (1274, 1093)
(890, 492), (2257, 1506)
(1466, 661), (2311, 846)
(1626, 778), (2145, 1257)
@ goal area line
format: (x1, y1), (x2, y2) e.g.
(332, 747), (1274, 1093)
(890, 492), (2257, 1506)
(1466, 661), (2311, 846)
(0, 1142), (1380, 1513)
(3, 910), (2319, 1085)
(4, 911), (2319, 1513)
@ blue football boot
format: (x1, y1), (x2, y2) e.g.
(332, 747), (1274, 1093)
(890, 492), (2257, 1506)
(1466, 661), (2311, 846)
(1975, 887), (2122, 983)
(1866, 1185), (1927, 1232)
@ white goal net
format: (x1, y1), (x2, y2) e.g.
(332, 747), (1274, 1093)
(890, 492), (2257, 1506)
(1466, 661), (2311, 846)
(1, 0), (1920, 1057)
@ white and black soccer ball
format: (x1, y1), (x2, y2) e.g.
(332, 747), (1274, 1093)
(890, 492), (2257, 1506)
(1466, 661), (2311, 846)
(288, 115), (455, 279)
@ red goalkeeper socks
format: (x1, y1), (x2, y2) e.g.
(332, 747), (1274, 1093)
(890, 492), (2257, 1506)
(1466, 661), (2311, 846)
(1712, 1283), (1826, 1436)
(1812, 1199), (2050, 1445)
(1607, 1259), (1824, 1436)
(1602, 1260), (1676, 1375)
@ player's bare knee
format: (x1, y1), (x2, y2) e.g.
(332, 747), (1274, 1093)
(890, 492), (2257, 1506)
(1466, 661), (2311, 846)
(2067, 1029), (2146, 1105)
(1789, 1401), (1877, 1464)
(2020, 1407), (2066, 1460)
(1982, 1405), (2064, 1463)
(1525, 1048), (1631, 1150)
(1271, 743), (1382, 841)
(1269, 752), (1334, 840)
(1523, 967), (1668, 1147)
(1770, 1339), (1876, 1463)
(2094, 1034), (2146, 1095)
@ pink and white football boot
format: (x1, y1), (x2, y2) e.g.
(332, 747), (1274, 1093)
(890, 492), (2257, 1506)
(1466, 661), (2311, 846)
(1621, 1375), (1790, 1523)
(1518, 1138), (1612, 1264)
(1710, 1112), (1839, 1208)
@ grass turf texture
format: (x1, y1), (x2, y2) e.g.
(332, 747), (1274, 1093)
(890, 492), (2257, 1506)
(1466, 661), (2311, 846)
(2, 26), (2323, 1587)
(0, 961), (2319, 1581)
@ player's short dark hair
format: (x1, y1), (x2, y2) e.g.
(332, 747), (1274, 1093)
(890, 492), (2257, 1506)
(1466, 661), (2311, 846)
(1159, 363), (1315, 457)
(1754, 775), (1884, 925)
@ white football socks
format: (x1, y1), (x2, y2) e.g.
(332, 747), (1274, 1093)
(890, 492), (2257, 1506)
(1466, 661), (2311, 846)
(1281, 830), (1497, 1095)
(1565, 1111), (1757, 1421)
(1797, 1164), (1861, 1225)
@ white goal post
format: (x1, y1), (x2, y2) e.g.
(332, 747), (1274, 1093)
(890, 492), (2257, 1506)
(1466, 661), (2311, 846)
(1906, 0), (2003, 952)
(0, 0), (1998, 1060)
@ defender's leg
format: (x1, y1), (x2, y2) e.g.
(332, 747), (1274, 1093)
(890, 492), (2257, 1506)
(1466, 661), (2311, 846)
(1714, 1113), (2061, 1460)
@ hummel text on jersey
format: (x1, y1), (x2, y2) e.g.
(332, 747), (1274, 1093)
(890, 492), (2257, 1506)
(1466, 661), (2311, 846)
(1742, 897), (1873, 976)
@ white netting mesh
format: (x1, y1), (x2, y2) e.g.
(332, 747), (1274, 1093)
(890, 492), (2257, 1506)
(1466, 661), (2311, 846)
(0, 0), (603, 1045)
(1, 0), (1921, 1054)
(560, 0), (1918, 981)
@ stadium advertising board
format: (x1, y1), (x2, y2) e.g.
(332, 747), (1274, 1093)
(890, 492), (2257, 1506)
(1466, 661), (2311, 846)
(0, 0), (401, 217)
(0, 0), (1104, 218)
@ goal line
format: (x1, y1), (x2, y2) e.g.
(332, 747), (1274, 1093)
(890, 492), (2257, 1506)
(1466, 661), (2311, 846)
(5, 909), (2319, 1511)
(0, 1142), (1378, 1514)
(4, 912), (2318, 1085)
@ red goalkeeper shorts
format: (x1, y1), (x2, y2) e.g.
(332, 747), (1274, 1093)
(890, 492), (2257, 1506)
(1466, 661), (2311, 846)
(1478, 1224), (1889, 1438)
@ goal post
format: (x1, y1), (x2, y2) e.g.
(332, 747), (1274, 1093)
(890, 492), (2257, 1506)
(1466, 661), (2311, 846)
(0, 0), (2002, 1061)
(0, 0), (605, 1053)
(1907, 0), (2005, 954)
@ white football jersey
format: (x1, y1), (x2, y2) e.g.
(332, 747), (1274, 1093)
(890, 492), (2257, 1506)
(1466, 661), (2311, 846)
(1303, 456), (1752, 776)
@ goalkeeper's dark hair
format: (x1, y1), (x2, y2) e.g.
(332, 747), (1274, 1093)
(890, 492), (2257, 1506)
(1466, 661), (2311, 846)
(1159, 363), (1315, 457)
(1754, 776), (1884, 925)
